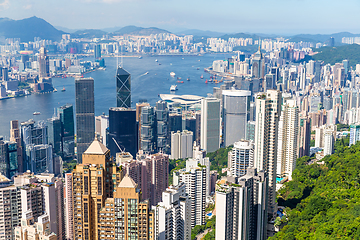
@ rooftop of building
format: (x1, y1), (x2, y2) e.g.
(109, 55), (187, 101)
(160, 94), (204, 105)
(118, 174), (137, 188)
(84, 138), (109, 155)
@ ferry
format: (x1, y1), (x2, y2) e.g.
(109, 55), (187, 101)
(177, 77), (182, 80)
(144, 72), (149, 75)
(53, 88), (58, 92)
(61, 87), (66, 92)
(33, 112), (41, 115)
(170, 72), (176, 77)
(170, 85), (178, 91)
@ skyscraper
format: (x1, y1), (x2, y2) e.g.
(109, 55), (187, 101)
(38, 47), (50, 79)
(170, 130), (193, 160)
(298, 115), (311, 158)
(229, 140), (254, 178)
(10, 120), (23, 173)
(349, 124), (360, 146)
(200, 96), (221, 153)
(254, 90), (281, 216)
(215, 168), (268, 240)
(72, 139), (123, 240)
(277, 99), (299, 179)
(47, 117), (62, 156)
(140, 106), (157, 153)
(58, 104), (75, 159)
(75, 78), (95, 163)
(116, 67), (131, 108)
(222, 89), (251, 146)
(156, 100), (170, 153)
(108, 107), (138, 158)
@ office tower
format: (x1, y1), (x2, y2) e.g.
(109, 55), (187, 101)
(329, 37), (335, 47)
(215, 168), (268, 240)
(140, 106), (157, 153)
(64, 173), (74, 240)
(246, 121), (256, 141)
(200, 96), (221, 153)
(38, 47), (50, 79)
(173, 165), (206, 227)
(136, 102), (150, 149)
(95, 114), (109, 145)
(2, 67), (8, 81)
(222, 89), (251, 146)
(98, 175), (154, 240)
(75, 78), (95, 163)
(310, 96), (321, 112)
(170, 130), (193, 159)
(251, 46), (265, 79)
(14, 211), (57, 240)
(265, 74), (276, 91)
(277, 100), (299, 179)
(58, 104), (75, 159)
(254, 90), (281, 216)
(169, 113), (182, 132)
(72, 139), (123, 240)
(343, 59), (349, 73)
(116, 67), (131, 108)
(108, 107), (138, 158)
(250, 102), (256, 121)
(0, 140), (15, 178)
(26, 144), (53, 174)
(10, 120), (23, 173)
(156, 101), (170, 153)
(298, 115), (311, 158)
(299, 64), (306, 90)
(349, 124), (360, 146)
(47, 117), (62, 156)
(94, 44), (101, 59)
(229, 140), (254, 177)
(152, 183), (191, 240)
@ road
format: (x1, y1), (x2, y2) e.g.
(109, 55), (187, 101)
(196, 229), (212, 240)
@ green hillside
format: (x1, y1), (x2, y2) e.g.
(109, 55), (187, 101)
(271, 137), (360, 240)
(311, 44), (360, 67)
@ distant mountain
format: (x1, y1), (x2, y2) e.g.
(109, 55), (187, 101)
(70, 29), (107, 39)
(0, 16), (64, 42)
(101, 26), (123, 33)
(113, 25), (170, 36)
(310, 44), (360, 67)
(55, 26), (79, 33)
(220, 32), (260, 39)
(288, 32), (360, 43)
(176, 29), (225, 37)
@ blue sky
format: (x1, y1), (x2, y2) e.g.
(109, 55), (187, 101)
(1, 0), (360, 34)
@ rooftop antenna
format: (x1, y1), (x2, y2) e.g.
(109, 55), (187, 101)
(121, 44), (123, 68)
(112, 137), (124, 153)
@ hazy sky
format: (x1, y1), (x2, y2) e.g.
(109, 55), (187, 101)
(1, 0), (360, 34)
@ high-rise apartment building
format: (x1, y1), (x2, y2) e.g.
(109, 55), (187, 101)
(298, 115), (311, 158)
(71, 139), (123, 240)
(95, 114), (109, 146)
(152, 183), (191, 240)
(0, 185), (20, 240)
(108, 107), (138, 158)
(200, 96), (220, 153)
(116, 67), (131, 108)
(349, 124), (360, 146)
(229, 140), (254, 178)
(10, 120), (23, 173)
(75, 78), (95, 163)
(254, 90), (281, 216)
(170, 130), (193, 160)
(222, 89), (251, 146)
(14, 211), (56, 240)
(98, 175), (154, 240)
(277, 99), (299, 179)
(173, 165), (206, 227)
(64, 173), (74, 240)
(215, 168), (268, 240)
(140, 106), (157, 153)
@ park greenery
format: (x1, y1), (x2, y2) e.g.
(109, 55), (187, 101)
(206, 145), (233, 177)
(272, 137), (360, 239)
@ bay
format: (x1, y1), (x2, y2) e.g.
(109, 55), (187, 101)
(0, 53), (233, 138)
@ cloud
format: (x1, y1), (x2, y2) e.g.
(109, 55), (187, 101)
(0, 0), (9, 10)
(23, 4), (32, 10)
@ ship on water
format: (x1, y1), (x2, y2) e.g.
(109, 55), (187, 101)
(170, 85), (178, 91)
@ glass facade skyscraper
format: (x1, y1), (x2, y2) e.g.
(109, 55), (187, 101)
(116, 67), (131, 108)
(108, 107), (137, 158)
(58, 104), (75, 159)
(75, 78), (95, 163)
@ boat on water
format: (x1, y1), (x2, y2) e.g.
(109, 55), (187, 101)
(158, 63), (162, 65)
(155, 59), (158, 62)
(98, 67), (106, 70)
(61, 87), (66, 92)
(187, 77), (190, 81)
(53, 88), (58, 92)
(33, 112), (41, 115)
(170, 85), (178, 91)
(176, 81), (184, 83)
(197, 67), (200, 70)
(177, 77), (182, 80)
(200, 75), (204, 79)
(170, 72), (176, 77)
(139, 56), (142, 59)
(144, 72), (149, 75)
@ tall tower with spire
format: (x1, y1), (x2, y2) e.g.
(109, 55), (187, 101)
(116, 67), (131, 108)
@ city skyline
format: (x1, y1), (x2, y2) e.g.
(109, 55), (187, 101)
(1, 0), (360, 35)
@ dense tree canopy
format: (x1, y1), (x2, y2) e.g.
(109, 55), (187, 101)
(272, 138), (360, 239)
